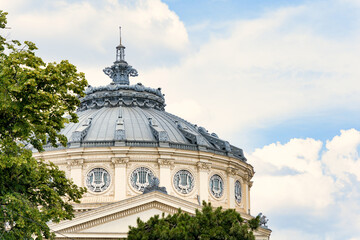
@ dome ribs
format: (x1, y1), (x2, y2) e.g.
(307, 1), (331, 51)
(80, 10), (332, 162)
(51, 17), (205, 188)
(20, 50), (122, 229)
(71, 117), (93, 142)
(176, 121), (207, 146)
(114, 107), (126, 141)
(146, 108), (186, 143)
(148, 117), (169, 142)
(126, 107), (154, 141)
(198, 127), (231, 152)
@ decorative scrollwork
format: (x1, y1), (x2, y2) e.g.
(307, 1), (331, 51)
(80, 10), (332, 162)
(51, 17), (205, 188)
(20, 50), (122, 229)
(111, 157), (129, 167)
(130, 167), (155, 192)
(209, 174), (224, 198)
(67, 159), (84, 168)
(173, 170), (194, 194)
(158, 158), (174, 169)
(235, 180), (242, 203)
(103, 62), (138, 85)
(86, 168), (111, 193)
(197, 162), (211, 171)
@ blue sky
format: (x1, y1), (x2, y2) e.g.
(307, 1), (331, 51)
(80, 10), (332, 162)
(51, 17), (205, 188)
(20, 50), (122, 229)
(2, 0), (360, 239)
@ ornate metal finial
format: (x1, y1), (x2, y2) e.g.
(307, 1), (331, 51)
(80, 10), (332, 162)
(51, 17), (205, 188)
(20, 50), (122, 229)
(103, 27), (138, 85)
(117, 26), (125, 61)
(119, 26), (122, 45)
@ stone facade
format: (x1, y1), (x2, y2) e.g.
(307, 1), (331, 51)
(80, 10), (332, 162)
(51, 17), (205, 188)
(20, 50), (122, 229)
(35, 146), (253, 213)
(35, 146), (271, 239)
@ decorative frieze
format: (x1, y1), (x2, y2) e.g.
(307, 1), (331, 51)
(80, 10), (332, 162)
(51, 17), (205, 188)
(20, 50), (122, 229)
(111, 157), (129, 167)
(66, 158), (84, 169)
(157, 158), (175, 169)
(226, 167), (242, 177)
(196, 161), (211, 171)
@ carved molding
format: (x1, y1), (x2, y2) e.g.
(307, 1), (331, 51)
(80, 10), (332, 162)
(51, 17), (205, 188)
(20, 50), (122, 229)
(245, 169), (253, 181)
(196, 161), (211, 172)
(111, 157), (129, 167)
(66, 159), (84, 169)
(79, 84), (165, 112)
(61, 202), (179, 233)
(226, 167), (240, 177)
(157, 158), (175, 169)
(226, 167), (246, 178)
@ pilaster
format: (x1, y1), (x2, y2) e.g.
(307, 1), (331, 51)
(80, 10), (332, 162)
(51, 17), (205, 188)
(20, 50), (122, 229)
(197, 161), (211, 203)
(112, 157), (129, 201)
(158, 158), (175, 194)
(226, 167), (237, 208)
(67, 158), (84, 187)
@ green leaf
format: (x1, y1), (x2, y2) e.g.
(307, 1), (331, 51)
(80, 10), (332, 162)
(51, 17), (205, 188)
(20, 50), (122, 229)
(0, 11), (87, 239)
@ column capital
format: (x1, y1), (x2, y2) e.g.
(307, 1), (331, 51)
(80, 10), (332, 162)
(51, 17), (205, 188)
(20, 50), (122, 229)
(226, 167), (241, 177)
(196, 161), (211, 172)
(157, 158), (175, 169)
(111, 157), (129, 167)
(66, 158), (84, 169)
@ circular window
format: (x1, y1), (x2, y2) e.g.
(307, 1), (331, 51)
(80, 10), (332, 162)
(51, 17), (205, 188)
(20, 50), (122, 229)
(173, 170), (194, 194)
(209, 174), (224, 198)
(235, 180), (242, 203)
(130, 167), (155, 192)
(86, 168), (111, 193)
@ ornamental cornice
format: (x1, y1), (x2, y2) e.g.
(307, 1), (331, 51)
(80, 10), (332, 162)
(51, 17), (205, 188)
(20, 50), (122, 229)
(66, 158), (84, 169)
(111, 157), (129, 167)
(196, 161), (212, 172)
(226, 167), (240, 177)
(35, 146), (254, 175)
(245, 168), (254, 181)
(157, 158), (175, 169)
(61, 201), (178, 233)
(78, 85), (165, 112)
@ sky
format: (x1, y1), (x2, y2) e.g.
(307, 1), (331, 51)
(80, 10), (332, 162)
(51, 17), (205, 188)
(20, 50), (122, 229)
(1, 0), (360, 239)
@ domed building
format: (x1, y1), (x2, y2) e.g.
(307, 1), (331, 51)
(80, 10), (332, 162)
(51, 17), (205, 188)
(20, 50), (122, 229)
(34, 35), (271, 240)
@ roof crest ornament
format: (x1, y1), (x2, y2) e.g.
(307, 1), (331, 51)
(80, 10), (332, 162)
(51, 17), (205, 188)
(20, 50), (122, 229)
(103, 27), (138, 85)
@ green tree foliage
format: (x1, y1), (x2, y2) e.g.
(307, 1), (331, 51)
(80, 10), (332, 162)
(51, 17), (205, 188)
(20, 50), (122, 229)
(127, 202), (260, 240)
(0, 10), (88, 239)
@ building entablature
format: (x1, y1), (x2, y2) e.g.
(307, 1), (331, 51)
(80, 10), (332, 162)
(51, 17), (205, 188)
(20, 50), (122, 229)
(34, 146), (253, 213)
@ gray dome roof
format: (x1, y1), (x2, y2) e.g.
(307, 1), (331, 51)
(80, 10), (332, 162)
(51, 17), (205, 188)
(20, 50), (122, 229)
(47, 82), (246, 162)
(42, 40), (246, 162)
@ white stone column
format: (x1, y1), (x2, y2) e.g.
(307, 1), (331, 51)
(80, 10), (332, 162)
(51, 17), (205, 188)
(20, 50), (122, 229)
(197, 161), (211, 204)
(112, 157), (129, 201)
(158, 158), (174, 194)
(248, 180), (253, 215)
(67, 159), (84, 187)
(227, 167), (236, 209)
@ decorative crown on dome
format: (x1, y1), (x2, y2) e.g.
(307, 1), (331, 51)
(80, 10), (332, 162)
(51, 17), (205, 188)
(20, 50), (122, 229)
(79, 28), (165, 112)
(103, 27), (138, 85)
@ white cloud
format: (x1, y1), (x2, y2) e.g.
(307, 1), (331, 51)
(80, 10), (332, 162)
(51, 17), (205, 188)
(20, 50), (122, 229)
(141, 1), (360, 142)
(323, 129), (360, 183)
(3, 0), (360, 143)
(249, 137), (336, 212)
(248, 129), (360, 239)
(1, 0), (189, 84)
(271, 229), (322, 240)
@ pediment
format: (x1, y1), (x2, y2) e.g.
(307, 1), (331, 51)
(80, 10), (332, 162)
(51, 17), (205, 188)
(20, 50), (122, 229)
(50, 191), (199, 239)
